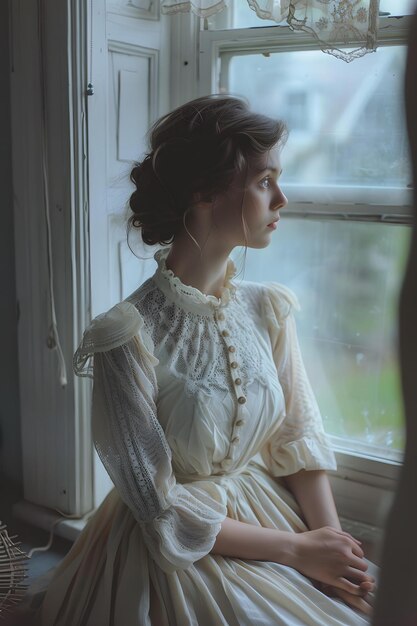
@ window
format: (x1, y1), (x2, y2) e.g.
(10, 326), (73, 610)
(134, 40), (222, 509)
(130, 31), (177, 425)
(199, 9), (412, 486)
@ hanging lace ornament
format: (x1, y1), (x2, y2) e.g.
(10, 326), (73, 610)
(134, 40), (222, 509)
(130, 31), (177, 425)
(0, 522), (29, 620)
(160, 0), (380, 62)
(285, 1), (380, 62)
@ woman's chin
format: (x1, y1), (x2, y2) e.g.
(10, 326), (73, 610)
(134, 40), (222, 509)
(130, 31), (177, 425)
(246, 235), (273, 250)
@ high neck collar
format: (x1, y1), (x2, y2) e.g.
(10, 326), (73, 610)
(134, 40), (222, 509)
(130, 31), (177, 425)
(152, 247), (237, 315)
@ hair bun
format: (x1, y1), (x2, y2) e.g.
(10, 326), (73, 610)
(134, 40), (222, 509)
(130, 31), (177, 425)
(129, 153), (183, 246)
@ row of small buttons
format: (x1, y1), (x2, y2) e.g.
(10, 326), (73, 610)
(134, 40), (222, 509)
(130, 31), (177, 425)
(214, 307), (248, 471)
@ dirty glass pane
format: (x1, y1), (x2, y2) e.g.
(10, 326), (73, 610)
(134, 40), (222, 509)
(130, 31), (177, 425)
(219, 45), (410, 192)
(232, 220), (410, 458)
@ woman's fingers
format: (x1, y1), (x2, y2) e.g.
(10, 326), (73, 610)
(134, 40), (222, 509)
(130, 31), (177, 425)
(322, 583), (374, 616)
(296, 527), (376, 596)
(360, 579), (375, 590)
(334, 588), (373, 617)
(364, 591), (376, 607)
(344, 565), (374, 583)
(347, 556), (369, 572)
(350, 543), (365, 558)
(336, 577), (367, 596)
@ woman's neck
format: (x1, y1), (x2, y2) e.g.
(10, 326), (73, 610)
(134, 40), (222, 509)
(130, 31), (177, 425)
(165, 232), (233, 299)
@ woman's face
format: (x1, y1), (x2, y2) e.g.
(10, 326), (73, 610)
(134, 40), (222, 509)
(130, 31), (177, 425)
(211, 145), (287, 250)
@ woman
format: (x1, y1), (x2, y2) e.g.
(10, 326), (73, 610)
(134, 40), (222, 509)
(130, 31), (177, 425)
(25, 94), (376, 625)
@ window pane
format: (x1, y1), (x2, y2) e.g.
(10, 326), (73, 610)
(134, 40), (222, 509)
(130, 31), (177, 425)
(232, 220), (409, 458)
(380, 0), (416, 15)
(208, 0), (277, 29)
(220, 46), (411, 190)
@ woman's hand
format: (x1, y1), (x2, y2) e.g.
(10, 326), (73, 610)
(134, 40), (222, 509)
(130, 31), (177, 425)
(318, 580), (375, 617)
(289, 526), (375, 596)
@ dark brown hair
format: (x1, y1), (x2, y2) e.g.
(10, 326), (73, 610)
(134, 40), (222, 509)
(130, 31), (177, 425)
(128, 94), (288, 246)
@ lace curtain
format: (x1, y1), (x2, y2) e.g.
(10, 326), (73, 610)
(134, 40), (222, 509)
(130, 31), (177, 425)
(160, 0), (380, 62)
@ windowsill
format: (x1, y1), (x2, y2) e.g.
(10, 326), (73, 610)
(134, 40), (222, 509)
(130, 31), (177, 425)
(332, 447), (402, 483)
(12, 500), (96, 543)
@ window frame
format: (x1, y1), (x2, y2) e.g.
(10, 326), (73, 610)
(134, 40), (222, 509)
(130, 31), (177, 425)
(193, 14), (412, 523)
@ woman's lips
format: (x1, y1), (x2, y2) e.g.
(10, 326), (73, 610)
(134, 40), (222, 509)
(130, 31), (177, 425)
(267, 221), (278, 230)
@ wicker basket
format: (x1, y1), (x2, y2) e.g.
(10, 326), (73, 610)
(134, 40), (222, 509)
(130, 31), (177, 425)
(0, 522), (29, 620)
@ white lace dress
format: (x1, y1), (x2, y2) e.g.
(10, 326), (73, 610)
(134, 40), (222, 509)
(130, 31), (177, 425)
(26, 248), (373, 625)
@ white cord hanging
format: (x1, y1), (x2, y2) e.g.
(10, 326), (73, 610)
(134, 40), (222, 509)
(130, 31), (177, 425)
(27, 508), (96, 559)
(37, 0), (68, 388)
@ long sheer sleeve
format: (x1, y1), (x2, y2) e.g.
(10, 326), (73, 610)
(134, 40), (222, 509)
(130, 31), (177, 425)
(73, 301), (228, 574)
(260, 283), (337, 476)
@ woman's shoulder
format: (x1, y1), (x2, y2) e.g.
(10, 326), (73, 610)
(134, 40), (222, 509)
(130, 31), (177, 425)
(73, 279), (160, 378)
(124, 275), (164, 323)
(78, 300), (143, 354)
(92, 274), (163, 350)
(237, 280), (301, 325)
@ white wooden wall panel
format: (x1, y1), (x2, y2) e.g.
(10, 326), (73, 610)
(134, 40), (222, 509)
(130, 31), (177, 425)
(107, 42), (158, 182)
(118, 68), (149, 161)
(105, 42), (159, 304)
(89, 4), (168, 320)
(88, 1), (170, 506)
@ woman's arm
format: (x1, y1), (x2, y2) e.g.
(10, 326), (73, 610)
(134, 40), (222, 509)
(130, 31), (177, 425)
(282, 469), (342, 530)
(74, 302), (228, 574)
(283, 469), (375, 615)
(210, 517), (294, 563)
(211, 516), (373, 598)
(261, 287), (374, 613)
(283, 469), (376, 581)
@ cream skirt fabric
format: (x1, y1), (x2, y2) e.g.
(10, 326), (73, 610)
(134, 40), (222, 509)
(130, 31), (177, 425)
(17, 459), (376, 626)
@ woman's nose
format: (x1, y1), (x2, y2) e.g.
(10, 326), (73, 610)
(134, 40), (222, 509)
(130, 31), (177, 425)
(273, 187), (288, 210)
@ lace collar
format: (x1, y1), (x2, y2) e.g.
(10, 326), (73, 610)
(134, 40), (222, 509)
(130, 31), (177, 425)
(152, 247), (237, 315)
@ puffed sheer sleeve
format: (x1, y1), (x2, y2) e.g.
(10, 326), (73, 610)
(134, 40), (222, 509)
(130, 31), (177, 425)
(260, 283), (337, 476)
(73, 301), (228, 574)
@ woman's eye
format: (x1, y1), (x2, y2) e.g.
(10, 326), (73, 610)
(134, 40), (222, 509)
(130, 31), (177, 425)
(260, 177), (271, 189)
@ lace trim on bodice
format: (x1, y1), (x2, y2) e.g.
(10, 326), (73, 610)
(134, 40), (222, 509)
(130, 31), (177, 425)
(127, 257), (271, 399)
(153, 248), (237, 315)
